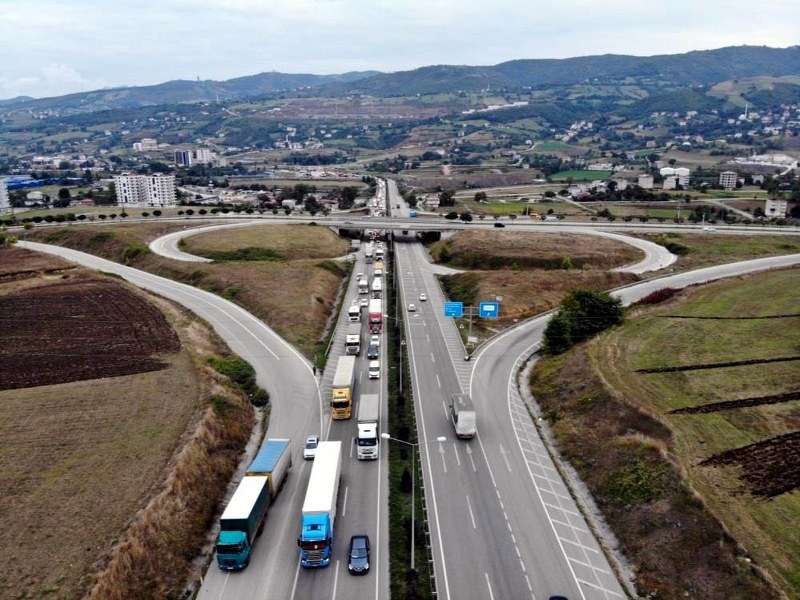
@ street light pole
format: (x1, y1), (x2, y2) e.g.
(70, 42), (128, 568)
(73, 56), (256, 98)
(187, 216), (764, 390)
(382, 433), (446, 572)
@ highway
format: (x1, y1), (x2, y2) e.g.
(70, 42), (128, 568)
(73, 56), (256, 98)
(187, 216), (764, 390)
(21, 192), (800, 600)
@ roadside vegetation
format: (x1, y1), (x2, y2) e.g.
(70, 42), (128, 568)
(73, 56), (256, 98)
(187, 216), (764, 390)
(530, 268), (800, 598)
(0, 246), (257, 599)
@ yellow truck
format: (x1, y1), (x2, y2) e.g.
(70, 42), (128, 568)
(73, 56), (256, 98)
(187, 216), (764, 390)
(331, 355), (356, 419)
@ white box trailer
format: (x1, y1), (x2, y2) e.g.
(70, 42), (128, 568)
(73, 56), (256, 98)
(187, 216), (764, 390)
(298, 441), (342, 567)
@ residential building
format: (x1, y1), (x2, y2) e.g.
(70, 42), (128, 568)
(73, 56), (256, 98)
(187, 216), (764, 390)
(719, 171), (738, 189)
(113, 173), (176, 207)
(0, 177), (10, 214)
(638, 174), (654, 189)
(132, 138), (158, 151)
(662, 176), (677, 190)
(175, 149), (193, 167)
(765, 198), (788, 219)
(194, 148), (213, 163)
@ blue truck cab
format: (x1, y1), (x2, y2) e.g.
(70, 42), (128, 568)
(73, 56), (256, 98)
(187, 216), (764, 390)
(215, 529), (253, 570)
(298, 513), (334, 567)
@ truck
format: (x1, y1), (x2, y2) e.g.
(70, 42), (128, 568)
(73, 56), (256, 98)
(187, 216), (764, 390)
(371, 277), (382, 299)
(331, 355), (356, 419)
(215, 438), (292, 570)
(357, 277), (369, 295)
(347, 303), (361, 323)
(345, 322), (361, 356)
(449, 393), (477, 439)
(373, 260), (385, 278)
(368, 298), (383, 334)
(356, 394), (380, 460)
(364, 242), (374, 263)
(297, 441), (342, 567)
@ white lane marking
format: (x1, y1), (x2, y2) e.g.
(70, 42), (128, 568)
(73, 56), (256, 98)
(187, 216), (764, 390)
(453, 443), (461, 467)
(349, 439), (354, 460)
(342, 486), (349, 518)
(465, 495), (476, 529)
(212, 570), (229, 600)
(485, 573), (495, 600)
(290, 559), (301, 599)
(436, 374), (441, 388)
(439, 441), (447, 474)
(331, 559), (340, 600)
(498, 444), (513, 472)
(431, 352), (435, 363)
(442, 400), (449, 420)
(465, 444), (477, 472)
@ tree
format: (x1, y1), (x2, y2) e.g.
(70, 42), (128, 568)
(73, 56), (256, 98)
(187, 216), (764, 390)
(439, 190), (455, 207)
(459, 212), (473, 222)
(444, 211), (459, 220)
(474, 191), (487, 202)
(58, 188), (71, 200)
(542, 289), (624, 355)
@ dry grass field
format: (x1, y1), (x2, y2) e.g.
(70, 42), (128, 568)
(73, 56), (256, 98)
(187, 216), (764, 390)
(0, 246), (254, 599)
(532, 268), (800, 598)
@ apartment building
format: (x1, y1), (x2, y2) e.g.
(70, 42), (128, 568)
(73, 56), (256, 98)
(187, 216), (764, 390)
(0, 177), (10, 214)
(113, 173), (176, 207)
(719, 171), (738, 189)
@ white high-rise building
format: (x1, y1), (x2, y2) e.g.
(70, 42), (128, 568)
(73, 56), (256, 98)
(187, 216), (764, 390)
(0, 177), (10, 215)
(719, 171), (738, 189)
(113, 173), (176, 207)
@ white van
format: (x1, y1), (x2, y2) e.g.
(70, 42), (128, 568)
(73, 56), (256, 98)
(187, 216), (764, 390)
(450, 393), (476, 439)
(368, 360), (380, 379)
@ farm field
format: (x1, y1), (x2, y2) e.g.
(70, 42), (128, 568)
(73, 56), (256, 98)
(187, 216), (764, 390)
(550, 169), (612, 180)
(593, 269), (800, 596)
(0, 246), (253, 599)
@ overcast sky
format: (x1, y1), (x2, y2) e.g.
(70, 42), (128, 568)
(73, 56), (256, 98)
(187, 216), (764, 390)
(1, 0), (797, 100)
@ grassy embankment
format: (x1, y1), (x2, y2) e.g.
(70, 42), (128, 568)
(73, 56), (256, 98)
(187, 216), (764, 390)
(531, 268), (800, 598)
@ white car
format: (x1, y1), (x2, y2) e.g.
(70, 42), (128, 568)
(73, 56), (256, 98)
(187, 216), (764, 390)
(407, 303), (416, 312)
(419, 293), (427, 302)
(370, 334), (380, 347)
(303, 435), (319, 460)
(359, 298), (369, 308)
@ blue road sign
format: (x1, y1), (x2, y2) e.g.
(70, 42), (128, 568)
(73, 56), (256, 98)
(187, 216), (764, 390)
(443, 301), (464, 318)
(479, 301), (500, 318)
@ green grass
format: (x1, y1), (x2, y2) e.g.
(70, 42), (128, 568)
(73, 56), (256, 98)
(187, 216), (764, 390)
(533, 141), (574, 152)
(551, 170), (612, 181)
(596, 269), (800, 594)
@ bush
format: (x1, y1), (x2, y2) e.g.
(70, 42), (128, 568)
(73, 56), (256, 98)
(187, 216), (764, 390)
(543, 289), (624, 355)
(636, 288), (680, 306)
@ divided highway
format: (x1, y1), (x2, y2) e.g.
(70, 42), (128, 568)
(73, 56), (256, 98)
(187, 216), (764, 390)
(22, 199), (800, 600)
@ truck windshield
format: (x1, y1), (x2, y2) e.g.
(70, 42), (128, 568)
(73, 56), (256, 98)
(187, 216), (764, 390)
(331, 399), (351, 409)
(357, 438), (376, 447)
(216, 543), (244, 554)
(299, 539), (329, 551)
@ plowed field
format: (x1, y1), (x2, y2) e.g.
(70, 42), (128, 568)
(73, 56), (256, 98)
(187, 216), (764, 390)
(0, 272), (180, 390)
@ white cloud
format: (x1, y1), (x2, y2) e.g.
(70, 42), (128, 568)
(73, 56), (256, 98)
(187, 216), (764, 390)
(0, 64), (107, 99)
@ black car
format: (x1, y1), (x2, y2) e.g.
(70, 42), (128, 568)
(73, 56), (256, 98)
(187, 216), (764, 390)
(348, 534), (370, 574)
(366, 345), (379, 360)
(494, 222), (505, 228)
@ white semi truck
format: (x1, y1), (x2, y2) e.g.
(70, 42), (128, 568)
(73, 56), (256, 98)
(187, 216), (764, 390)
(356, 394), (380, 460)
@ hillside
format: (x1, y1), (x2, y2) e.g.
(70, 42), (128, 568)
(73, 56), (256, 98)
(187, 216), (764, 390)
(3, 45), (798, 115)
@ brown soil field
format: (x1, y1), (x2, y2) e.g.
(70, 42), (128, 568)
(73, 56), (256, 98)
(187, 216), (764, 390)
(0, 271), (180, 390)
(0, 246), (254, 599)
(27, 223), (349, 357)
